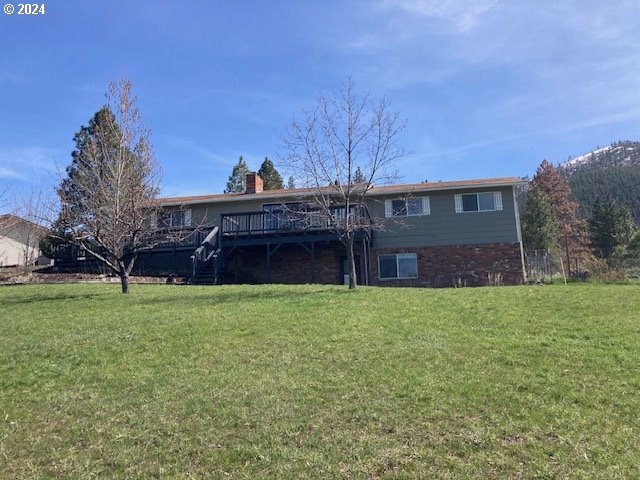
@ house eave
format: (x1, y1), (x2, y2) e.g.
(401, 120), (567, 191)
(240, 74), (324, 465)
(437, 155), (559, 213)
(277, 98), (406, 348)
(156, 177), (526, 207)
(366, 179), (526, 197)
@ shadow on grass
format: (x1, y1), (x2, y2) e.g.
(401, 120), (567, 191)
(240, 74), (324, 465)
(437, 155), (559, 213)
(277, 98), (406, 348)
(134, 284), (354, 307)
(0, 288), (112, 306)
(0, 283), (368, 309)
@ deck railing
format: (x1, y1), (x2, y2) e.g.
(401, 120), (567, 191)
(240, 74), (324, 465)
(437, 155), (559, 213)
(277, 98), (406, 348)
(220, 206), (371, 237)
(151, 226), (212, 250)
(52, 226), (211, 263)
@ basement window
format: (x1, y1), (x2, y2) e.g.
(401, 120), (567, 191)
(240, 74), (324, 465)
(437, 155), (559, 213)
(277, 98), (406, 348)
(378, 253), (418, 280)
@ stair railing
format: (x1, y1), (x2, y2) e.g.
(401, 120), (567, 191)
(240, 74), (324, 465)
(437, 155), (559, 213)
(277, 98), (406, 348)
(190, 226), (219, 283)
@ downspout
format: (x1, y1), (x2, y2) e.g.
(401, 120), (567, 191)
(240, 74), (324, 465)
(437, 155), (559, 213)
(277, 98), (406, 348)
(512, 186), (528, 284)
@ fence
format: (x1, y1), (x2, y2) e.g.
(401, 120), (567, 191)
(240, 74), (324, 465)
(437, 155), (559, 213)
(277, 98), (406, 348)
(525, 250), (563, 282)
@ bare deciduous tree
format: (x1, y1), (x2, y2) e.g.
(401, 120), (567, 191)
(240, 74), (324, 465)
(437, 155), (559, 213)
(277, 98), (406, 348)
(0, 185), (8, 210)
(7, 183), (52, 270)
(281, 78), (408, 289)
(56, 78), (167, 293)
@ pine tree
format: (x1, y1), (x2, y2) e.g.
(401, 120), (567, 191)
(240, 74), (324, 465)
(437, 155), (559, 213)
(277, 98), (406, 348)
(354, 166), (365, 184)
(532, 159), (586, 271)
(56, 79), (162, 294)
(622, 230), (640, 264)
(588, 196), (637, 258)
(225, 156), (249, 193)
(521, 185), (559, 251)
(257, 157), (284, 190)
(287, 176), (295, 189)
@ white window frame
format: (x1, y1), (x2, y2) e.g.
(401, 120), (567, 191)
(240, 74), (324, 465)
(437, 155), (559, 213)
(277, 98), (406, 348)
(156, 208), (192, 228)
(262, 202), (308, 231)
(384, 197), (430, 218)
(454, 192), (503, 213)
(378, 253), (418, 280)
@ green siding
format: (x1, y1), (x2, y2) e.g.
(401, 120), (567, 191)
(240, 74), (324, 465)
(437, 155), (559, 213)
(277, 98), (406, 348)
(165, 187), (521, 248)
(368, 187), (519, 248)
(181, 198), (297, 227)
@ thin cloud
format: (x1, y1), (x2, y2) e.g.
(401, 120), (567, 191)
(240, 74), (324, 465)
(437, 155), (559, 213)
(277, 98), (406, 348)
(0, 147), (60, 181)
(380, 0), (501, 33)
(162, 136), (228, 164)
(0, 167), (27, 180)
(0, 71), (26, 86)
(539, 109), (640, 136)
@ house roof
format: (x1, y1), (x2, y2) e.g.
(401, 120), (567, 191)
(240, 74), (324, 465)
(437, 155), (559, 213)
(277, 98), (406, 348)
(0, 214), (49, 233)
(157, 177), (525, 207)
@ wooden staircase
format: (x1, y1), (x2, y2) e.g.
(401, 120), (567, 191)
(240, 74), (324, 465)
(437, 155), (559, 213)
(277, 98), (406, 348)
(189, 226), (221, 285)
(190, 248), (221, 285)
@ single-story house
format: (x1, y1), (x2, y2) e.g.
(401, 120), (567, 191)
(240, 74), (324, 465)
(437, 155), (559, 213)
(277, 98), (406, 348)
(0, 214), (49, 268)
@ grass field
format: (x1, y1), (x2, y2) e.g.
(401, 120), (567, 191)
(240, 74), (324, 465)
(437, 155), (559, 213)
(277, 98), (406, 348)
(1, 283), (639, 478)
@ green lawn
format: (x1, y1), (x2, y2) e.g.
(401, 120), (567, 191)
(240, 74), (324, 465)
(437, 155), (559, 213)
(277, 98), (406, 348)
(1, 283), (639, 479)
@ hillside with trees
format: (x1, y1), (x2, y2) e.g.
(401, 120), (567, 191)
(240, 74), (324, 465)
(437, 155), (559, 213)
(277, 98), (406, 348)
(520, 142), (640, 277)
(559, 141), (640, 223)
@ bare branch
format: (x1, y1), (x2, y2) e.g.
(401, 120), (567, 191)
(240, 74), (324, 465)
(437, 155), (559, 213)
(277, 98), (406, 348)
(279, 78), (409, 288)
(53, 78), (178, 293)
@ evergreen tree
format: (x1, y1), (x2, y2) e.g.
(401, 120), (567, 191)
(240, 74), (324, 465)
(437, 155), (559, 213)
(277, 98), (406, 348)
(521, 185), (559, 251)
(532, 159), (586, 270)
(257, 157), (284, 190)
(354, 166), (365, 184)
(588, 196), (637, 258)
(225, 156), (249, 193)
(58, 107), (120, 222)
(287, 176), (295, 189)
(622, 230), (640, 264)
(56, 79), (162, 294)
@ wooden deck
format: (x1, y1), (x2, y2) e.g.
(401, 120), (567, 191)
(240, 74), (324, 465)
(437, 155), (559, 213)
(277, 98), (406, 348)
(219, 206), (371, 246)
(52, 206), (373, 283)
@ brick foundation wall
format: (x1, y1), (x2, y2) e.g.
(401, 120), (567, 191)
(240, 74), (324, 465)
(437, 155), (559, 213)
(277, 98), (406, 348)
(224, 244), (343, 284)
(56, 242), (525, 288)
(370, 243), (525, 287)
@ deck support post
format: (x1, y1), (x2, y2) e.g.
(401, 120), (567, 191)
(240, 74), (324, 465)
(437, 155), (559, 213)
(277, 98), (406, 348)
(267, 243), (271, 283)
(311, 241), (316, 284)
(361, 238), (369, 286)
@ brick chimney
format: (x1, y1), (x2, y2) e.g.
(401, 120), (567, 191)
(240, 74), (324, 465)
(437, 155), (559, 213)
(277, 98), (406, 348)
(245, 172), (264, 194)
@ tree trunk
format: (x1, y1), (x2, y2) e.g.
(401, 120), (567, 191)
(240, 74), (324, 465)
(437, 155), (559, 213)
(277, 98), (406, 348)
(563, 231), (571, 276)
(119, 272), (130, 294)
(347, 235), (357, 290)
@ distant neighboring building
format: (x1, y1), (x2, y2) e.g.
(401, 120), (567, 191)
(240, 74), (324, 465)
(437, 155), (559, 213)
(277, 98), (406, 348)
(54, 173), (527, 287)
(0, 214), (49, 268)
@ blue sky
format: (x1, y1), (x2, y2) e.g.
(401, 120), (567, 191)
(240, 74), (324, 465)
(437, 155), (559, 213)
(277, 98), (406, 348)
(1, 0), (639, 207)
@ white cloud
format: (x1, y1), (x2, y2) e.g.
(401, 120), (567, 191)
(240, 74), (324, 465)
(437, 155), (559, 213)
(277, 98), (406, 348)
(0, 147), (61, 182)
(349, 1), (640, 141)
(380, 0), (500, 33)
(162, 136), (228, 164)
(0, 167), (27, 180)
